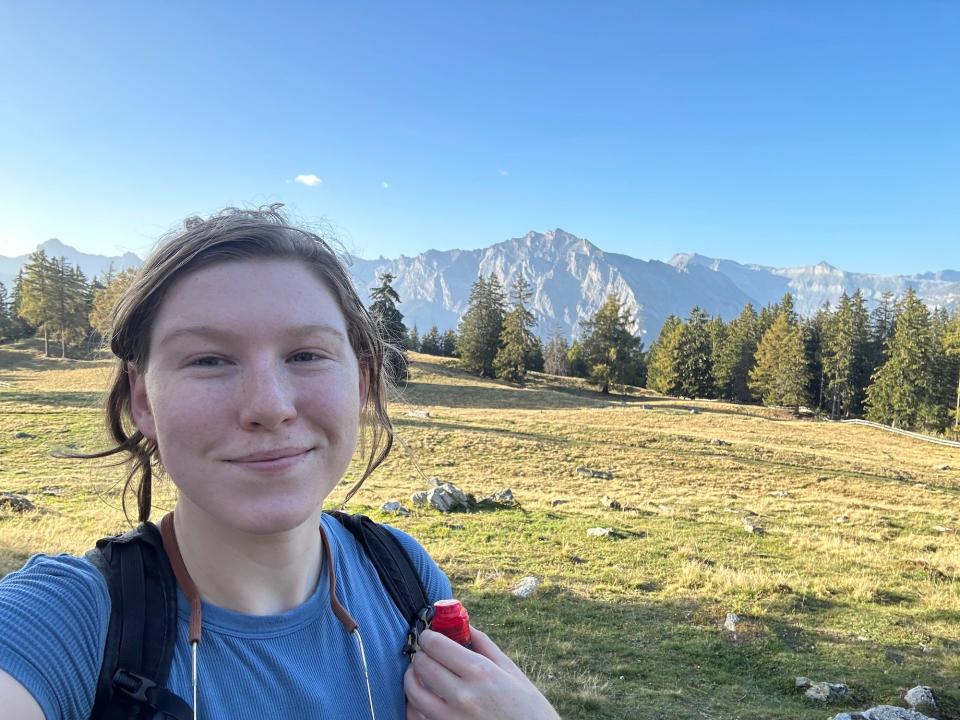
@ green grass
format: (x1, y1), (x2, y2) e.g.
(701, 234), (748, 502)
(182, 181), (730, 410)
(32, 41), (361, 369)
(2, 340), (959, 719)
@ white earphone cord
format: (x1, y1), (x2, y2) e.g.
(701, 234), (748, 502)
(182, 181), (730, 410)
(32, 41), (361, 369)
(353, 628), (379, 720)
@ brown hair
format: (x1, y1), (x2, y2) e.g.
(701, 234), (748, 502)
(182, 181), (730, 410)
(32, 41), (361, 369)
(87, 205), (394, 523)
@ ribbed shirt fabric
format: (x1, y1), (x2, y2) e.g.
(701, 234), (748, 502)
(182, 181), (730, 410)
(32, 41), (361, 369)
(0, 514), (453, 720)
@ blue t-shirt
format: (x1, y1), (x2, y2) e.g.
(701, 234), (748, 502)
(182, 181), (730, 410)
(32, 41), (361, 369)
(0, 514), (452, 720)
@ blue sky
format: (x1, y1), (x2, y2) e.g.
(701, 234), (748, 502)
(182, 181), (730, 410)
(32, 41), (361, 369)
(0, 1), (957, 274)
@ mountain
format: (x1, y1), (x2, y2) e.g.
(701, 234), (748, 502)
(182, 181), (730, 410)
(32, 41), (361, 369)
(0, 239), (141, 290)
(2, 233), (957, 341)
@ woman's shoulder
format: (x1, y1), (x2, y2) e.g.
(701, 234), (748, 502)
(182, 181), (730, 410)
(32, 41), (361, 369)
(0, 553), (111, 720)
(321, 512), (453, 603)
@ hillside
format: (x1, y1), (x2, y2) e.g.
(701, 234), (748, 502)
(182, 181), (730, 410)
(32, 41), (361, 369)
(1, 344), (959, 719)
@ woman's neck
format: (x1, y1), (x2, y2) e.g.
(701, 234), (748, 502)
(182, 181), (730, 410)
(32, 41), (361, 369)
(170, 499), (325, 616)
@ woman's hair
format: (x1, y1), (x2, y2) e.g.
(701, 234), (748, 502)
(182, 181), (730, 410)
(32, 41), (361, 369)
(88, 205), (394, 523)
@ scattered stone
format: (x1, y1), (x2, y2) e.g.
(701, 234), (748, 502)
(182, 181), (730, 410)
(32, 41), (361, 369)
(411, 491), (428, 507)
(723, 613), (740, 633)
(13, 432), (33, 439)
(920, 644), (934, 654)
(550, 498), (569, 507)
(0, 493), (35, 512)
(933, 464), (951, 471)
(427, 477), (442, 487)
(434, 459), (455, 467)
(601, 495), (622, 510)
(576, 466), (613, 480)
(835, 515), (850, 523)
(829, 706), (936, 720)
(586, 527), (614, 538)
(768, 490), (791, 497)
(689, 408), (700, 414)
(795, 677), (812, 689)
(405, 410), (431, 418)
(933, 526), (953, 533)
(512, 576), (541, 598)
(427, 483), (472, 513)
(40, 486), (65, 496)
(380, 501), (410, 516)
(743, 519), (764, 534)
(710, 438), (730, 446)
(803, 681), (848, 702)
(904, 686), (938, 716)
(489, 488), (515, 504)
(641, 404), (651, 410)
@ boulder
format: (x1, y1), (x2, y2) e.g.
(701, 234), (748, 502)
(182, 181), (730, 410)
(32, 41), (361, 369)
(13, 432), (33, 439)
(904, 686), (938, 717)
(710, 438), (730, 446)
(601, 495), (622, 510)
(0, 493), (35, 512)
(803, 681), (848, 702)
(830, 707), (936, 720)
(723, 613), (740, 633)
(380, 501), (410, 516)
(587, 527), (614, 538)
(427, 484), (472, 513)
(576, 466), (613, 480)
(489, 488), (515, 504)
(512, 576), (541, 598)
(410, 491), (429, 507)
(551, 499), (569, 507)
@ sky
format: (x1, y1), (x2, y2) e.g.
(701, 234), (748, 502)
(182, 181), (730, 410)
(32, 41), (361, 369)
(0, 1), (957, 275)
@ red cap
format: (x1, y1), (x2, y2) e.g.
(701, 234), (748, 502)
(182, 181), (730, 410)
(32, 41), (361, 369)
(431, 599), (472, 647)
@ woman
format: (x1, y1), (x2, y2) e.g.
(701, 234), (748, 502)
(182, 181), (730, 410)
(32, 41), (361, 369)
(0, 206), (560, 720)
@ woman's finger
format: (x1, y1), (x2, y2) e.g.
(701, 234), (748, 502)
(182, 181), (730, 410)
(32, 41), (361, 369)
(465, 626), (525, 677)
(418, 629), (491, 677)
(403, 661), (448, 718)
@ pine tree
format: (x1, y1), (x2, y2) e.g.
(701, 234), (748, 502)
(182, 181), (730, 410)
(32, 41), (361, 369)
(419, 326), (441, 355)
(406, 325), (420, 352)
(749, 311), (810, 412)
(18, 250), (56, 355)
(457, 275), (506, 377)
(440, 329), (458, 357)
(0, 281), (11, 339)
(713, 303), (759, 402)
(369, 273), (409, 382)
(822, 291), (872, 418)
(90, 267), (138, 339)
(646, 315), (683, 395)
(674, 307), (713, 398)
(865, 290), (946, 431)
(869, 291), (897, 371)
(47, 258), (90, 357)
(8, 270), (34, 339)
(805, 302), (832, 412)
(493, 277), (539, 383)
(579, 294), (644, 394)
(543, 328), (571, 376)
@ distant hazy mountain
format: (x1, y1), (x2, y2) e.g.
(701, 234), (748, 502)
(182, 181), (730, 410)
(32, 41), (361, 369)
(0, 239), (141, 290)
(2, 232), (957, 341)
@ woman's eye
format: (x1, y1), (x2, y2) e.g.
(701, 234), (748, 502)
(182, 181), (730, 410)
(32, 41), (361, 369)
(290, 351), (327, 362)
(192, 356), (225, 367)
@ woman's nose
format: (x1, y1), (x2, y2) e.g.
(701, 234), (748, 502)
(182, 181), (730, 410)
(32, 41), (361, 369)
(238, 361), (297, 430)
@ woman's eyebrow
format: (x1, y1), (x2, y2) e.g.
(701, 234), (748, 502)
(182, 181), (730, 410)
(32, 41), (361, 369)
(157, 323), (348, 345)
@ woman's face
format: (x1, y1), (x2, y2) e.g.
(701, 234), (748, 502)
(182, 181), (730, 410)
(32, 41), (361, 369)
(129, 258), (365, 535)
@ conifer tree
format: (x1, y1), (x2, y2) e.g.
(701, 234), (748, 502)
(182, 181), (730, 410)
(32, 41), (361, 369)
(749, 311), (810, 412)
(406, 324), (420, 352)
(493, 277), (539, 383)
(578, 294), (644, 394)
(674, 307), (714, 398)
(419, 326), (441, 355)
(944, 310), (960, 430)
(713, 303), (759, 402)
(543, 328), (571, 376)
(440, 329), (458, 357)
(49, 258), (90, 357)
(0, 281), (11, 339)
(369, 273), (408, 382)
(18, 250), (56, 355)
(822, 291), (871, 418)
(90, 267), (138, 340)
(9, 270), (34, 339)
(646, 315), (683, 395)
(805, 302), (832, 412)
(457, 274), (506, 377)
(865, 289), (946, 431)
(869, 291), (897, 371)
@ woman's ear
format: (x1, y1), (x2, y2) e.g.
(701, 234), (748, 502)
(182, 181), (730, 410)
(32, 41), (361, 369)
(128, 364), (158, 440)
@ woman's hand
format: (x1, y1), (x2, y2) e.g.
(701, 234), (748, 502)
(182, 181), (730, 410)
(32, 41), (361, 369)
(404, 626), (561, 720)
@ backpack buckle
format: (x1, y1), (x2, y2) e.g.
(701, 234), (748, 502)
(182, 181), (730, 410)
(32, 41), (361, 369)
(404, 605), (435, 656)
(113, 668), (157, 704)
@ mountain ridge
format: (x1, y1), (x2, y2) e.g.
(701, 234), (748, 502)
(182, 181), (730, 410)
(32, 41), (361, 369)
(2, 232), (957, 341)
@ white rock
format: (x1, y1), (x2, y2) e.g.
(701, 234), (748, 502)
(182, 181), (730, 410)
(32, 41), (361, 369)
(427, 483), (471, 513)
(904, 685), (938, 714)
(587, 527), (614, 538)
(411, 491), (428, 507)
(723, 613), (740, 633)
(380, 501), (410, 516)
(512, 576), (541, 598)
(804, 681), (847, 702)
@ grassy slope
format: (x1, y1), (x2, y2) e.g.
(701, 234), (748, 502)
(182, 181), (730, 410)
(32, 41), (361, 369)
(1, 341), (959, 719)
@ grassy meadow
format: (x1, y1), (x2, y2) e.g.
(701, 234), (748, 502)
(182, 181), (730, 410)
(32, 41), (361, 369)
(2, 340), (959, 719)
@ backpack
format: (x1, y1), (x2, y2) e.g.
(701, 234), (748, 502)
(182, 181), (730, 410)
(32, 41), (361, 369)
(83, 511), (434, 720)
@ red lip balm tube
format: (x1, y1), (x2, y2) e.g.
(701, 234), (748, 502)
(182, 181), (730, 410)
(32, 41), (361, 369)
(431, 599), (472, 647)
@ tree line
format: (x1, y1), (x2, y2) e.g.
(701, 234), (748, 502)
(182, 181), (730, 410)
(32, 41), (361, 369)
(0, 250), (137, 356)
(5, 256), (958, 434)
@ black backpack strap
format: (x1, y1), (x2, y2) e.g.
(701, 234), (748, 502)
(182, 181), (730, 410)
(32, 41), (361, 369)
(86, 523), (192, 720)
(327, 511), (434, 655)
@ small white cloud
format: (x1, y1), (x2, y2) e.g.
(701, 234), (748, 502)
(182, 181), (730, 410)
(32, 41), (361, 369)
(294, 174), (322, 187)
(499, 169), (509, 176)
(381, 181), (390, 189)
